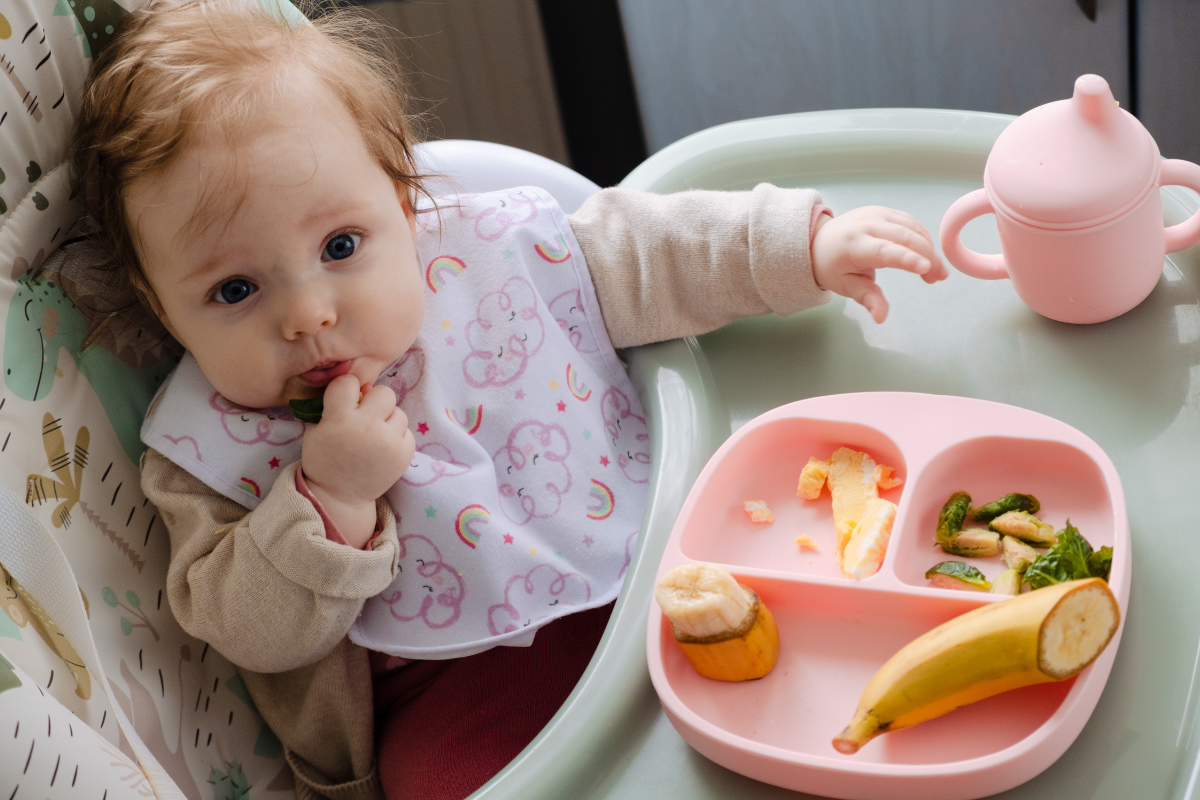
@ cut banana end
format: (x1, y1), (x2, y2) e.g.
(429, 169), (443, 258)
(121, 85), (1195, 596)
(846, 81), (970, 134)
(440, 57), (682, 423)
(656, 563), (780, 681)
(677, 595), (780, 681)
(832, 578), (1119, 755)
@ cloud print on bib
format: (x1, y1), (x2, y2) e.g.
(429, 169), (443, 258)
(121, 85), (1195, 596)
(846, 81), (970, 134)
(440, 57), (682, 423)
(378, 347), (424, 405)
(549, 290), (600, 354)
(381, 533), (466, 629)
(457, 189), (539, 241)
(400, 443), (472, 487)
(494, 420), (571, 524)
(210, 393), (305, 445)
(463, 277), (545, 387)
(601, 387), (651, 484)
(487, 564), (592, 635)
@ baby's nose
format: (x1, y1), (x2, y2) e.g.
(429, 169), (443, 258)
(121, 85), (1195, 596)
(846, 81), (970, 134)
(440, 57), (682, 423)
(282, 283), (336, 339)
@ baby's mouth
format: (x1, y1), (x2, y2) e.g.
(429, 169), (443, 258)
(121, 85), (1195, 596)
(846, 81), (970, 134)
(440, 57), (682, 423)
(298, 359), (355, 388)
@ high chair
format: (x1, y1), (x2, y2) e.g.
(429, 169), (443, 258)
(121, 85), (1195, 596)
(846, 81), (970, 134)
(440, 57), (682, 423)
(0, 0), (1187, 797)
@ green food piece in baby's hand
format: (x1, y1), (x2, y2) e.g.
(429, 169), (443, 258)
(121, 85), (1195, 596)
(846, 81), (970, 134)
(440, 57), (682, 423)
(288, 397), (324, 423)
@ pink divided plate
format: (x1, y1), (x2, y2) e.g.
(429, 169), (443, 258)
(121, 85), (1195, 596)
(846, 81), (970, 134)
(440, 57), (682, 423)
(646, 392), (1130, 800)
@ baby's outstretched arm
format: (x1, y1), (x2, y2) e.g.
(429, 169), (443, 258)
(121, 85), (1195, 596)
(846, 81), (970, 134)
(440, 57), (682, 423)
(570, 185), (946, 348)
(301, 375), (415, 549)
(811, 205), (948, 323)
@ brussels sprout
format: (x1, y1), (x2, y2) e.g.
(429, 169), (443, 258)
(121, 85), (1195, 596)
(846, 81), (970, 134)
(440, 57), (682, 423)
(990, 569), (1022, 596)
(1001, 536), (1039, 573)
(936, 492), (972, 544)
(941, 529), (1001, 557)
(1023, 522), (1099, 590)
(988, 511), (1057, 546)
(925, 561), (992, 592)
(972, 493), (1040, 523)
(289, 397), (324, 423)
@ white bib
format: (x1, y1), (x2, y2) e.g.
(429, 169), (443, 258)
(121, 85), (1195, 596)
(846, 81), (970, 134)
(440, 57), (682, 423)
(142, 188), (650, 658)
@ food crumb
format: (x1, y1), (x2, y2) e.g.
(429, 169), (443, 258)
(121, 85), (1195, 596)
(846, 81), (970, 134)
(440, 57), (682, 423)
(794, 534), (819, 551)
(743, 500), (774, 523)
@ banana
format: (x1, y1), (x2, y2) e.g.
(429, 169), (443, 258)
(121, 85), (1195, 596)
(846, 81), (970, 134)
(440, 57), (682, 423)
(841, 497), (897, 579)
(832, 577), (1119, 754)
(655, 563), (780, 681)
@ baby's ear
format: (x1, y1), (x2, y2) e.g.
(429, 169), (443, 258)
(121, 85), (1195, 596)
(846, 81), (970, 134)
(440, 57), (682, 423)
(399, 188), (419, 242)
(129, 272), (176, 335)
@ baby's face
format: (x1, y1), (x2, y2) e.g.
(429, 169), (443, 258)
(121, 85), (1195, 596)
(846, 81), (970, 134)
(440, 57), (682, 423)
(126, 76), (424, 409)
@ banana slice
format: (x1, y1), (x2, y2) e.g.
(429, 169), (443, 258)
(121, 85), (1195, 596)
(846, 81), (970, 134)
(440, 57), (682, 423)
(656, 563), (780, 681)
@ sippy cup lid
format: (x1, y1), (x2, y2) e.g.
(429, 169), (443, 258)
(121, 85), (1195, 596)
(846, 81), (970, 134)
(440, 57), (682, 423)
(984, 74), (1160, 228)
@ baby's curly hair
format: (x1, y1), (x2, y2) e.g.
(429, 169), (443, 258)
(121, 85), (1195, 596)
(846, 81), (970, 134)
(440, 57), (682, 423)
(71, 0), (428, 319)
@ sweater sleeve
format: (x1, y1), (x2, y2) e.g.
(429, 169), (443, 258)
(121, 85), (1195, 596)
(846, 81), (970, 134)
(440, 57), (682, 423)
(141, 449), (399, 674)
(567, 183), (833, 348)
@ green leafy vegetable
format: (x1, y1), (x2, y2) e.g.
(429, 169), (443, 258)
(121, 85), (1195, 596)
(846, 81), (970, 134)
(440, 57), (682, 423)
(1087, 546), (1113, 582)
(288, 397), (324, 423)
(936, 492), (972, 544)
(971, 493), (1040, 523)
(1022, 522), (1094, 590)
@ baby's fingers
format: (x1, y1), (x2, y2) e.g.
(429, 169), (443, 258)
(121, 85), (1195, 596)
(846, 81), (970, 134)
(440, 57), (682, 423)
(841, 273), (890, 324)
(320, 374), (362, 417)
(853, 235), (934, 277)
(871, 221), (936, 262)
(359, 383), (399, 418)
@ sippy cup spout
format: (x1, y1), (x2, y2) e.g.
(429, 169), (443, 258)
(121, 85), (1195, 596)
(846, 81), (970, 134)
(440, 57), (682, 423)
(1073, 74), (1115, 125)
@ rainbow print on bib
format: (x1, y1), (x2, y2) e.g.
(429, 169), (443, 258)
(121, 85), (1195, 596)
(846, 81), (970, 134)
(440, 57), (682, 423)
(587, 479), (615, 520)
(239, 477), (261, 498)
(446, 405), (483, 434)
(426, 255), (467, 293)
(455, 504), (491, 548)
(566, 364), (592, 401)
(534, 234), (571, 264)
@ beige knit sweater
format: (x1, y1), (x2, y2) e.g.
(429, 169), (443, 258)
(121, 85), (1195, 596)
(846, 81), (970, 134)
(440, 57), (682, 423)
(141, 185), (830, 800)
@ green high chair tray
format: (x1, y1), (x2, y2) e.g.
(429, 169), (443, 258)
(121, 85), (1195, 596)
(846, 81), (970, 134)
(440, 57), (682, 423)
(472, 108), (1197, 800)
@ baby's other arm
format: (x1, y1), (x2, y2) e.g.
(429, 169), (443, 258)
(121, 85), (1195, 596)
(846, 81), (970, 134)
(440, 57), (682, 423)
(141, 449), (399, 674)
(569, 185), (945, 347)
(810, 205), (947, 323)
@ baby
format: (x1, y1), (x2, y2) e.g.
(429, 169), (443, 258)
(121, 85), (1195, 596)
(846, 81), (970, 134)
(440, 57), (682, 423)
(71, 1), (946, 798)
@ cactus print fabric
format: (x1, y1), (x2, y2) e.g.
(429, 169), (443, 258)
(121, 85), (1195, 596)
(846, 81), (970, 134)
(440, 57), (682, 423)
(142, 188), (650, 658)
(0, 0), (314, 794)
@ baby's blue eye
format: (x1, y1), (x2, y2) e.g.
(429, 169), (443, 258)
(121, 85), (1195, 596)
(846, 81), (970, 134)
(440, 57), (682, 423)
(214, 278), (257, 305)
(324, 233), (361, 261)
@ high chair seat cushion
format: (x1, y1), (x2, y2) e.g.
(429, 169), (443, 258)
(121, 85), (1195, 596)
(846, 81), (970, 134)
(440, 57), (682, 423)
(0, 0), (308, 795)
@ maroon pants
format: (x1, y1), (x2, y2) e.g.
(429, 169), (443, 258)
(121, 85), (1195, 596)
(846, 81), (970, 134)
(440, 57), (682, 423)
(373, 602), (614, 800)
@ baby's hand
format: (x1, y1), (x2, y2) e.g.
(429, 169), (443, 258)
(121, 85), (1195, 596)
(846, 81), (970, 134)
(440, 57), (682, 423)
(301, 375), (414, 546)
(811, 206), (948, 323)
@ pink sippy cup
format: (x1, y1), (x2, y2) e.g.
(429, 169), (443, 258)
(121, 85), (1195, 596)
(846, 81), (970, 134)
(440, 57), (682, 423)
(939, 74), (1200, 324)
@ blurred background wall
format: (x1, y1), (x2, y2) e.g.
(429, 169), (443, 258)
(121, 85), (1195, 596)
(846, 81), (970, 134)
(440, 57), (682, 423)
(366, 0), (1200, 185)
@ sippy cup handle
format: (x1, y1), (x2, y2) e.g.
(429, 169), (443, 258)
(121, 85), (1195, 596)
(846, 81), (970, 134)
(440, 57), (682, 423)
(1161, 159), (1200, 253)
(939, 189), (1009, 280)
